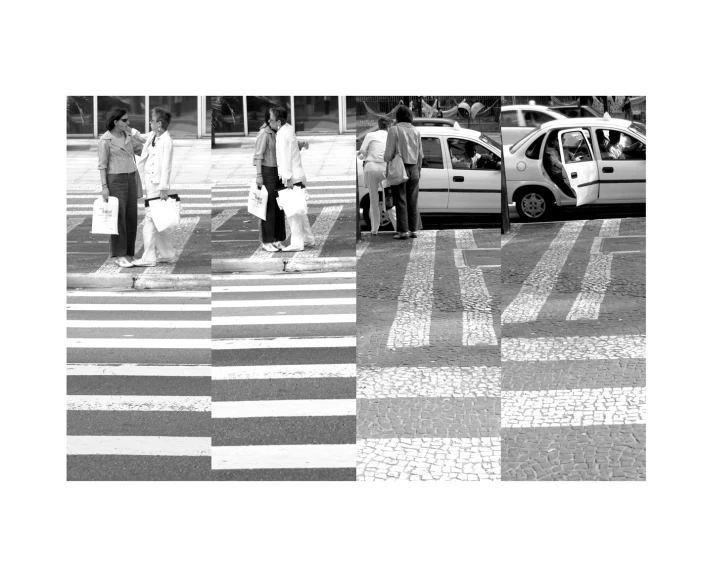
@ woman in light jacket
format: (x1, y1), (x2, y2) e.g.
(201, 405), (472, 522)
(97, 108), (143, 267)
(253, 111), (287, 252)
(384, 105), (423, 239)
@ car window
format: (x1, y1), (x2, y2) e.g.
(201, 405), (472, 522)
(526, 134), (545, 160)
(500, 111), (519, 127)
(447, 138), (500, 170)
(421, 137), (444, 169)
(595, 129), (646, 161)
(525, 110), (556, 127)
(560, 130), (593, 163)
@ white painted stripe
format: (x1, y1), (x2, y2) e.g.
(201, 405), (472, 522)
(567, 219), (620, 321)
(67, 203), (211, 208)
(213, 314), (355, 325)
(501, 224), (522, 247)
(212, 208), (239, 231)
(67, 436), (211, 456)
(454, 231), (497, 346)
(213, 298), (355, 308)
(67, 217), (85, 234)
(356, 239), (370, 259)
(67, 304), (210, 311)
(213, 364), (355, 380)
(67, 321), (209, 328)
(67, 364), (210, 376)
(501, 335), (646, 361)
(214, 272), (355, 280)
(211, 443), (356, 469)
(67, 291), (211, 298)
(289, 205), (343, 259)
(67, 396), (211, 412)
(501, 387), (646, 428)
(213, 336), (355, 350)
(68, 194), (211, 199)
(67, 210), (209, 216)
(387, 231), (437, 348)
(213, 284), (356, 292)
(212, 399), (356, 418)
(501, 221), (585, 323)
(67, 339), (210, 349)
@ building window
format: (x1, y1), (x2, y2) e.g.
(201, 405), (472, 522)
(149, 96), (198, 138)
(294, 96), (339, 134)
(345, 96), (356, 132)
(67, 96), (94, 135)
(98, 96), (146, 134)
(207, 96), (244, 135)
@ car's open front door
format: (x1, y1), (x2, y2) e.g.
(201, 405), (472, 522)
(558, 128), (599, 206)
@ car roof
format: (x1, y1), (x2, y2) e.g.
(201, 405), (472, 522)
(416, 126), (482, 138)
(412, 117), (457, 126)
(538, 117), (633, 131)
(501, 104), (567, 116)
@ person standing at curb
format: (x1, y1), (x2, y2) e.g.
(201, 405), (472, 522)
(357, 115), (396, 235)
(270, 106), (315, 252)
(131, 107), (175, 267)
(253, 111), (287, 252)
(97, 108), (143, 267)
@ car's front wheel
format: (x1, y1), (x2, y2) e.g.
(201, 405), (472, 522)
(515, 188), (553, 222)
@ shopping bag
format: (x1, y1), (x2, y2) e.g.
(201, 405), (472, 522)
(91, 196), (119, 235)
(248, 179), (268, 220)
(385, 152), (408, 186)
(149, 197), (181, 232)
(277, 186), (308, 217)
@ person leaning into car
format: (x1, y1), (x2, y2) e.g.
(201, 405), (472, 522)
(543, 133), (576, 199)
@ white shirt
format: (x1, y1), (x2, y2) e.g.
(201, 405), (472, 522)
(358, 130), (387, 164)
(275, 124), (306, 183)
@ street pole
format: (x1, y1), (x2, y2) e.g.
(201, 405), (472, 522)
(356, 170), (361, 242)
(501, 140), (510, 235)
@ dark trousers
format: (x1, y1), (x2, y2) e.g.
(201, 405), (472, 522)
(107, 172), (138, 257)
(260, 165), (287, 243)
(391, 163), (422, 233)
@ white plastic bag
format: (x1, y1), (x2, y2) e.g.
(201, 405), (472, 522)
(247, 179), (268, 220)
(277, 185), (308, 217)
(91, 196), (119, 235)
(149, 198), (181, 232)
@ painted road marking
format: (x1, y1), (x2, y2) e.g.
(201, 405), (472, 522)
(212, 399), (356, 419)
(501, 335), (646, 361)
(67, 321), (210, 328)
(214, 272), (355, 280)
(213, 336), (356, 350)
(67, 210), (209, 216)
(356, 239), (370, 259)
(212, 209), (239, 231)
(212, 443), (356, 469)
(67, 364), (210, 376)
(213, 284), (356, 292)
(67, 304), (211, 311)
(387, 231), (437, 348)
(67, 436), (211, 456)
(502, 221), (585, 323)
(501, 387), (646, 428)
(213, 298), (355, 308)
(213, 364), (356, 380)
(67, 396), (211, 412)
(213, 314), (355, 325)
(567, 219), (620, 321)
(290, 205), (343, 259)
(67, 291), (211, 298)
(68, 194), (211, 199)
(67, 339), (211, 349)
(67, 217), (85, 234)
(501, 224), (522, 247)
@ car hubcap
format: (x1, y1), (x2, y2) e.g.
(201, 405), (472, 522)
(522, 194), (545, 218)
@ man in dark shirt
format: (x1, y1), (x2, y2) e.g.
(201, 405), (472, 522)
(543, 133), (576, 199)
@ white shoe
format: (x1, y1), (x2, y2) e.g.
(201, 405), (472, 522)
(115, 257), (133, 268)
(261, 243), (279, 252)
(273, 241), (285, 250)
(281, 245), (304, 252)
(304, 239), (316, 246)
(131, 258), (157, 267)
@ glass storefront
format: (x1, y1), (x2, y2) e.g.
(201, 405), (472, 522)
(97, 96), (146, 134)
(67, 96), (94, 135)
(294, 96), (339, 134)
(207, 96), (244, 135)
(345, 96), (356, 133)
(149, 96), (199, 137)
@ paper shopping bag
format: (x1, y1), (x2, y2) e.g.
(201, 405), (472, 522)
(247, 179), (268, 220)
(91, 196), (119, 235)
(149, 198), (181, 232)
(277, 186), (308, 217)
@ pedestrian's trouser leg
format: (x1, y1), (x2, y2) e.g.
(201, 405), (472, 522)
(141, 210), (158, 263)
(405, 163), (422, 232)
(107, 173), (129, 257)
(287, 214), (304, 248)
(260, 165), (281, 243)
(364, 162), (384, 233)
(301, 213), (314, 244)
(155, 226), (175, 260)
(392, 181), (409, 233)
(125, 173), (138, 257)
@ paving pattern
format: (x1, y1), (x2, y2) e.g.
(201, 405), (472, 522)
(501, 217), (646, 481)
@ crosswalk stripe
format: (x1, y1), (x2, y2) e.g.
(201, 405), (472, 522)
(67, 396), (211, 411)
(356, 239), (370, 259)
(501, 223), (522, 247)
(214, 272), (355, 280)
(387, 231), (437, 348)
(67, 364), (210, 376)
(501, 387), (646, 428)
(67, 203), (211, 208)
(501, 335), (646, 361)
(212, 399), (356, 418)
(67, 339), (211, 349)
(68, 194), (211, 199)
(213, 364), (356, 380)
(68, 210), (209, 216)
(211, 443), (356, 469)
(290, 205), (343, 259)
(67, 436), (211, 456)
(213, 314), (355, 325)
(213, 336), (356, 350)
(214, 284), (356, 292)
(67, 217), (85, 234)
(212, 208), (239, 231)
(67, 321), (209, 328)
(567, 219), (621, 321)
(502, 221), (585, 323)
(67, 291), (211, 298)
(67, 304), (210, 311)
(213, 298), (355, 308)
(454, 231), (497, 346)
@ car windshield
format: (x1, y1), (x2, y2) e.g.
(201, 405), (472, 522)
(630, 121), (646, 137)
(479, 133), (500, 150)
(509, 128), (540, 153)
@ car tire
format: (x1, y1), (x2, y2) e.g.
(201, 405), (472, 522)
(361, 192), (394, 231)
(515, 188), (553, 222)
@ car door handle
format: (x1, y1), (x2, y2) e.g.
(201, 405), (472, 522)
(602, 167), (614, 173)
(452, 176), (465, 182)
(570, 172), (577, 179)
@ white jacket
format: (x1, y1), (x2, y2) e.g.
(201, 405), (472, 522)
(136, 130), (174, 191)
(275, 124), (306, 184)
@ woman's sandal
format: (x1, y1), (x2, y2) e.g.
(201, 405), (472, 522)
(393, 232), (409, 240)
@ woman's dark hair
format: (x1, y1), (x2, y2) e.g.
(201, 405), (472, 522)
(106, 108), (128, 131)
(271, 106), (289, 124)
(395, 105), (413, 124)
(377, 116), (391, 131)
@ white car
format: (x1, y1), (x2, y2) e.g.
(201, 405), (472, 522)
(499, 104), (568, 145)
(504, 118), (646, 221)
(357, 126), (502, 228)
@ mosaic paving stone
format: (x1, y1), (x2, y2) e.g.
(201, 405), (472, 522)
(501, 335), (645, 361)
(358, 366), (499, 398)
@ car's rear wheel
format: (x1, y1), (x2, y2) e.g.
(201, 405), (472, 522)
(515, 188), (553, 222)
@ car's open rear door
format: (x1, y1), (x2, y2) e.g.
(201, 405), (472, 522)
(559, 128), (599, 206)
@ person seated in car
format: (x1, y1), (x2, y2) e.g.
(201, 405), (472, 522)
(451, 142), (481, 169)
(543, 133), (576, 199)
(604, 130), (644, 160)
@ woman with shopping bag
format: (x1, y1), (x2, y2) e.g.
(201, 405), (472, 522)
(270, 106), (315, 252)
(384, 105), (424, 240)
(253, 111), (287, 252)
(97, 108), (144, 267)
(130, 107), (176, 267)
